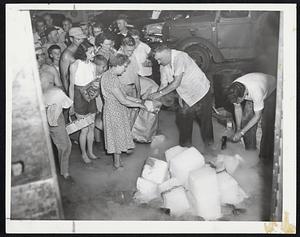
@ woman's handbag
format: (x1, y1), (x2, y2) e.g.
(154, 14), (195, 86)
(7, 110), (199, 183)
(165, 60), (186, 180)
(65, 114), (95, 135)
(131, 100), (162, 143)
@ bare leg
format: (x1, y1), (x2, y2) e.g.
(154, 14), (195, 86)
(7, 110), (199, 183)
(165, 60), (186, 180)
(113, 153), (122, 168)
(87, 123), (98, 159)
(94, 127), (101, 142)
(79, 126), (91, 163)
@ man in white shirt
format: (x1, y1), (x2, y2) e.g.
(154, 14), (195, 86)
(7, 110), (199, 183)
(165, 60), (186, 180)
(148, 44), (213, 147)
(131, 29), (152, 77)
(130, 29), (159, 98)
(226, 72), (277, 161)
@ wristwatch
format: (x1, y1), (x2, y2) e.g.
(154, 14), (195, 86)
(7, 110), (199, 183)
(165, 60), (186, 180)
(240, 130), (245, 136)
(159, 90), (163, 96)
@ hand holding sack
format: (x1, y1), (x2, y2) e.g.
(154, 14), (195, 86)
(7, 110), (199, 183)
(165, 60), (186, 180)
(131, 99), (162, 143)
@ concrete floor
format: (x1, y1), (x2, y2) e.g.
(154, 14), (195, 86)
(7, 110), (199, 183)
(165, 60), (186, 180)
(57, 108), (273, 221)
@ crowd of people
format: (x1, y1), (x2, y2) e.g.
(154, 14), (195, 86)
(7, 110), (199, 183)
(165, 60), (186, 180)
(32, 12), (277, 184)
(33, 13), (160, 182)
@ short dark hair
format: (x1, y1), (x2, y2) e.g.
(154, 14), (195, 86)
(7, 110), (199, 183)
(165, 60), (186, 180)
(110, 54), (130, 67)
(94, 54), (108, 65)
(121, 36), (135, 47)
(74, 39), (94, 61)
(47, 44), (61, 59)
(226, 82), (246, 104)
(130, 28), (141, 38)
(116, 14), (128, 22)
(153, 43), (170, 53)
(62, 17), (72, 24)
(35, 17), (45, 27)
(95, 31), (114, 47)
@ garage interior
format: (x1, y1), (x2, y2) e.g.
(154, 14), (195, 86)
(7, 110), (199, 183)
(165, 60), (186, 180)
(8, 8), (285, 223)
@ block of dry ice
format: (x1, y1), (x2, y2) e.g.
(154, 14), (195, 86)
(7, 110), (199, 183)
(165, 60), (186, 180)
(188, 166), (222, 220)
(217, 171), (248, 205)
(165, 145), (188, 163)
(134, 177), (159, 203)
(161, 186), (191, 216)
(169, 147), (205, 187)
(141, 157), (169, 184)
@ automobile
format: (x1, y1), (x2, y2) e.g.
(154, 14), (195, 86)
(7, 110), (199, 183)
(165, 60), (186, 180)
(93, 10), (192, 40)
(159, 10), (280, 71)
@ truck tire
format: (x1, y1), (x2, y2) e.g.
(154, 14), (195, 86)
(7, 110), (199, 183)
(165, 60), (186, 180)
(185, 45), (211, 72)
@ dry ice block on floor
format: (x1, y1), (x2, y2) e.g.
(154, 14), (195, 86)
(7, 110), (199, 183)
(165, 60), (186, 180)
(188, 166), (222, 220)
(161, 186), (191, 216)
(214, 154), (244, 174)
(134, 157), (169, 203)
(141, 157), (169, 184)
(134, 177), (159, 203)
(165, 145), (188, 163)
(134, 145), (248, 219)
(159, 178), (191, 216)
(168, 147), (205, 187)
(217, 171), (248, 205)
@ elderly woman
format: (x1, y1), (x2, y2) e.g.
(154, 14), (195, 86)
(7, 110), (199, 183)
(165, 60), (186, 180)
(101, 54), (146, 170)
(69, 39), (99, 164)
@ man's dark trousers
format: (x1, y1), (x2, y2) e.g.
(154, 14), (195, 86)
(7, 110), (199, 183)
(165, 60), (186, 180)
(175, 90), (214, 147)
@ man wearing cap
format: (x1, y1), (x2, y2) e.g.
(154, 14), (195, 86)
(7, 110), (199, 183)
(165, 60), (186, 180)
(59, 27), (86, 94)
(42, 26), (66, 64)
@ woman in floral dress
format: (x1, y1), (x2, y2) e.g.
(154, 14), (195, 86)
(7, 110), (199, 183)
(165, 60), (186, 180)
(101, 54), (145, 169)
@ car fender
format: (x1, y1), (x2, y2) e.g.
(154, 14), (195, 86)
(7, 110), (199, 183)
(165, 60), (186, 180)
(176, 37), (225, 63)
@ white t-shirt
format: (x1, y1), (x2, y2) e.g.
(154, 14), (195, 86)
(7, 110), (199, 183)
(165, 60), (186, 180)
(133, 42), (152, 77)
(74, 60), (96, 86)
(234, 72), (277, 111)
(160, 49), (210, 107)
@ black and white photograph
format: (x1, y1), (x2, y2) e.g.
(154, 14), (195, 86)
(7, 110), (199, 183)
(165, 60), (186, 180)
(5, 3), (296, 234)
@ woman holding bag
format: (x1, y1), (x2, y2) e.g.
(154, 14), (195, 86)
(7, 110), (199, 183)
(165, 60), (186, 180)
(69, 39), (99, 164)
(101, 54), (146, 170)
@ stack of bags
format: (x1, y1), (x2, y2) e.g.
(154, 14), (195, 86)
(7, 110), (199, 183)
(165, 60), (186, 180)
(134, 146), (248, 220)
